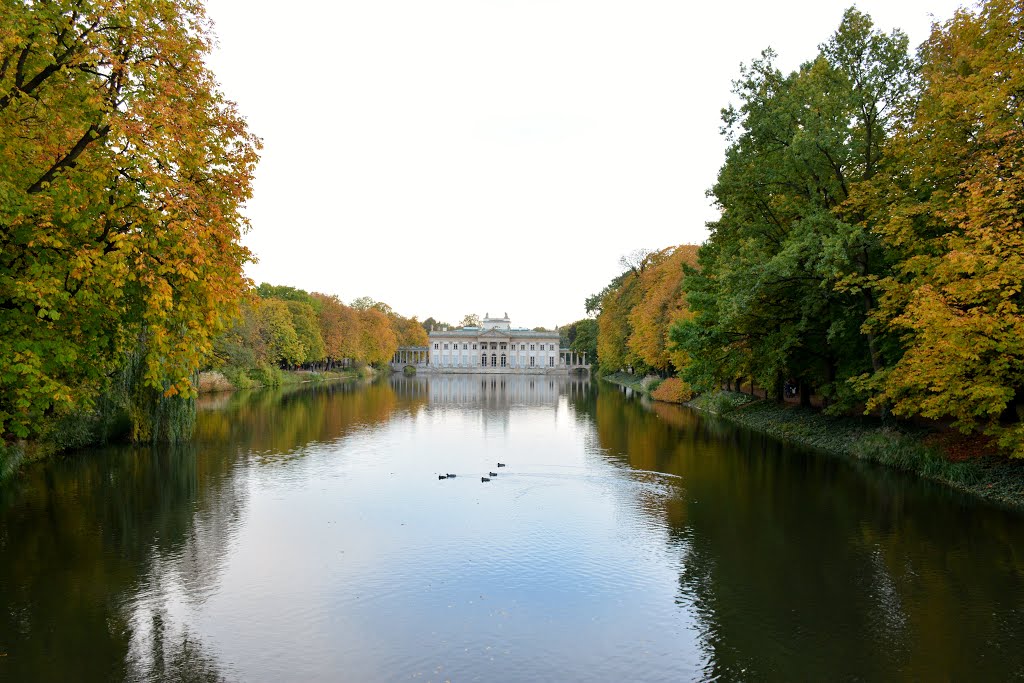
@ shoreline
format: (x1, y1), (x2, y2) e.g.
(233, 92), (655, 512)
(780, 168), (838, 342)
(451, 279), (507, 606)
(601, 375), (1024, 511)
(197, 366), (374, 394)
(0, 367), (379, 484)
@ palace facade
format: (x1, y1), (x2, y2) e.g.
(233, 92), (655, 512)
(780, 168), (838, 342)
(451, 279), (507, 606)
(390, 313), (588, 374)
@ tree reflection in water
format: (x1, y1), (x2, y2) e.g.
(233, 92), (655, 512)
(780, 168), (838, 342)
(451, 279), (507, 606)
(0, 376), (1021, 681)
(571, 384), (1024, 681)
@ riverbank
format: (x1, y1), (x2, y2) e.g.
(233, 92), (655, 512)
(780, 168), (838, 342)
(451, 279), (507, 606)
(0, 367), (380, 485)
(198, 366), (373, 393)
(686, 391), (1024, 510)
(601, 371), (693, 403)
(600, 374), (1024, 510)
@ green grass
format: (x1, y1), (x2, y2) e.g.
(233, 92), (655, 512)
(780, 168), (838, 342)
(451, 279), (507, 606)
(206, 365), (367, 393)
(602, 371), (653, 394)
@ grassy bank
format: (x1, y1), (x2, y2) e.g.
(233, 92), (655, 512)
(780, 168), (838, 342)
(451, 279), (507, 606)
(602, 371), (657, 394)
(199, 365), (373, 393)
(0, 366), (378, 485)
(688, 391), (1024, 510)
(602, 372), (693, 404)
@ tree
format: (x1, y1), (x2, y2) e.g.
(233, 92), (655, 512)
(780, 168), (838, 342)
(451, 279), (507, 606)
(286, 301), (325, 366)
(357, 308), (397, 366)
(390, 314), (429, 347)
(350, 296), (376, 311)
(596, 268), (644, 375)
(460, 314), (481, 328)
(563, 319), (598, 365)
(627, 246), (699, 374)
(0, 0), (259, 440)
(619, 249), (654, 275)
(257, 299), (303, 368)
(672, 10), (913, 405)
(257, 283), (314, 305)
(862, 0), (1024, 455)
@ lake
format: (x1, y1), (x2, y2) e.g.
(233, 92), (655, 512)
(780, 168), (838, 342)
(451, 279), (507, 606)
(1, 374), (1022, 681)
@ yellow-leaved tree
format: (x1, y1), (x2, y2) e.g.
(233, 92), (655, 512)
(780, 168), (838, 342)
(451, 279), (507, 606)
(866, 0), (1024, 455)
(0, 0), (260, 442)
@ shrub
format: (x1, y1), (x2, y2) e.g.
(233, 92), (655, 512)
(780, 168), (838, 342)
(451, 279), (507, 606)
(703, 390), (753, 415)
(198, 371), (234, 393)
(650, 377), (694, 404)
(640, 375), (662, 393)
(249, 363), (283, 387)
(220, 365), (255, 390)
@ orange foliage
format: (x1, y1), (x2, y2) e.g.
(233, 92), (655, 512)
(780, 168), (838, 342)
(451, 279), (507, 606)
(651, 378), (694, 404)
(626, 246), (700, 373)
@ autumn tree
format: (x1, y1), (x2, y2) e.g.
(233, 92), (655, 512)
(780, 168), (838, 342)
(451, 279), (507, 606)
(627, 246), (699, 374)
(861, 0), (1024, 455)
(357, 307), (398, 366)
(0, 0), (259, 441)
(390, 314), (429, 347)
(286, 301), (325, 366)
(460, 313), (481, 327)
(257, 299), (303, 368)
(313, 293), (356, 365)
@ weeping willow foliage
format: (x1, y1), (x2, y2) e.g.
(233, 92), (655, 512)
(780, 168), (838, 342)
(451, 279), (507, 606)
(112, 343), (197, 444)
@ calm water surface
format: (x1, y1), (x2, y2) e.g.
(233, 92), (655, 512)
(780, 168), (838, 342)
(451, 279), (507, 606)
(1, 374), (1023, 681)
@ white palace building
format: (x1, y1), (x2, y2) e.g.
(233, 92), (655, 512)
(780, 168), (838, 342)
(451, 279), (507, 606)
(390, 313), (588, 374)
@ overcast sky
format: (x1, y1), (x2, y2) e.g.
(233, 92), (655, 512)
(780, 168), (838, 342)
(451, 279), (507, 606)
(203, 0), (968, 329)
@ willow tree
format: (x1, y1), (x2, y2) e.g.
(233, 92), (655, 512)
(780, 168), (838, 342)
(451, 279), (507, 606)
(0, 0), (260, 441)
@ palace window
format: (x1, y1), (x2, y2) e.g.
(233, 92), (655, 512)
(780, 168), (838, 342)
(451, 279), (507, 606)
(462, 343), (468, 350)
(434, 343), (439, 349)
(490, 342), (497, 349)
(500, 354), (507, 367)
(443, 343), (448, 349)
(530, 344), (535, 351)
(549, 356), (554, 367)
(481, 354), (487, 367)
(529, 356), (535, 367)
(500, 342), (507, 350)
(511, 343), (516, 350)
(491, 354), (497, 367)
(472, 343), (477, 350)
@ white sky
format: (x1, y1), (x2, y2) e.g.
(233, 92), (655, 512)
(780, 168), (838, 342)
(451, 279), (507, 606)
(203, 0), (968, 329)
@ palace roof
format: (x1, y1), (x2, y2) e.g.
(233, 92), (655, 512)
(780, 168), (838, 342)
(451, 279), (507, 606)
(429, 327), (560, 339)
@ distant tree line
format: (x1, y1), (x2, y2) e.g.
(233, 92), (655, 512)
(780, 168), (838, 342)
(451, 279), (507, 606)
(590, 2), (1024, 457)
(211, 284), (429, 378)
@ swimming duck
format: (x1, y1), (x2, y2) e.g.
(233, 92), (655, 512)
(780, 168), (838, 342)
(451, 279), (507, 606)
(438, 474), (447, 480)
(497, 463), (506, 468)
(446, 473), (457, 478)
(489, 471), (498, 477)
(481, 476), (491, 482)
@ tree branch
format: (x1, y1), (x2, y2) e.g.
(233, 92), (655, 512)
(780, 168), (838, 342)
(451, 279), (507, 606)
(27, 123), (110, 194)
